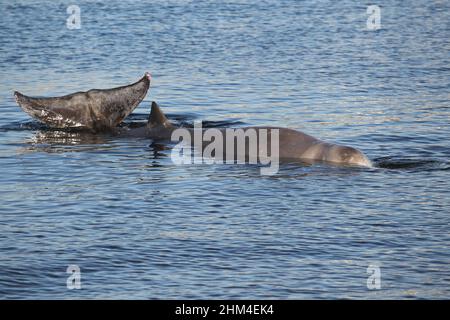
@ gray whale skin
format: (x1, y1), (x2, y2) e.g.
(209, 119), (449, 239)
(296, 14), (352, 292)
(14, 73), (151, 131)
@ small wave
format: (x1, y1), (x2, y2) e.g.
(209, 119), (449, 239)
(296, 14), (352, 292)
(179, 119), (247, 128)
(125, 112), (199, 124)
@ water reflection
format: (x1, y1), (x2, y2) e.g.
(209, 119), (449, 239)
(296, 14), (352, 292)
(22, 129), (110, 153)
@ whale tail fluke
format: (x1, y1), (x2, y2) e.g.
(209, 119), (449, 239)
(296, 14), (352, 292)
(14, 90), (76, 128)
(14, 73), (151, 131)
(14, 91), (43, 114)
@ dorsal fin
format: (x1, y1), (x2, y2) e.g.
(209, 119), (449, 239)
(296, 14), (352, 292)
(147, 101), (173, 128)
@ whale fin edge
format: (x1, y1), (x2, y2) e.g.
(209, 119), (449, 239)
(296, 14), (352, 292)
(147, 102), (173, 129)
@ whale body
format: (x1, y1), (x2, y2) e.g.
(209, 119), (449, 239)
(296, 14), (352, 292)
(121, 102), (372, 167)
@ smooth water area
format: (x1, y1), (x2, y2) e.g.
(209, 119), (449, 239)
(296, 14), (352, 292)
(0, 0), (449, 299)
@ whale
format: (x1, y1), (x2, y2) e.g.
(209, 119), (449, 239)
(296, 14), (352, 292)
(13, 72), (371, 167)
(14, 73), (151, 131)
(120, 102), (372, 167)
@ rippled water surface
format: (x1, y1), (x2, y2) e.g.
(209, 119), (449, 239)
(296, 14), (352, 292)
(0, 0), (449, 299)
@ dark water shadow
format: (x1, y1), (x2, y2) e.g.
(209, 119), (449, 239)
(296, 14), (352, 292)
(122, 112), (202, 128)
(0, 120), (50, 132)
(104, 112), (247, 130)
(373, 156), (449, 172)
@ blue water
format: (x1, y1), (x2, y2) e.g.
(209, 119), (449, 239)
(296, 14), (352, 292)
(0, 0), (449, 299)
